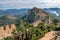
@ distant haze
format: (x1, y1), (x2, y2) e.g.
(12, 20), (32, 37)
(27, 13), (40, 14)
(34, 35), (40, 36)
(51, 11), (59, 16)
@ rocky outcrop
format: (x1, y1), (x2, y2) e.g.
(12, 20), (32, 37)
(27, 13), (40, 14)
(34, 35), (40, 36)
(38, 31), (55, 40)
(38, 31), (60, 40)
(0, 24), (16, 39)
(27, 7), (50, 26)
(54, 31), (60, 40)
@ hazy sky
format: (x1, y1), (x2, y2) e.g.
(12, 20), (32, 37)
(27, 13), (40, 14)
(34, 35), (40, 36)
(0, 0), (60, 9)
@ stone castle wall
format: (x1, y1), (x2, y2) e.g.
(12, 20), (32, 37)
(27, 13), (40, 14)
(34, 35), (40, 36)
(0, 24), (16, 38)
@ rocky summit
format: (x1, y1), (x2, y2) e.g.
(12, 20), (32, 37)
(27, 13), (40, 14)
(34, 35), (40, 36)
(27, 7), (50, 26)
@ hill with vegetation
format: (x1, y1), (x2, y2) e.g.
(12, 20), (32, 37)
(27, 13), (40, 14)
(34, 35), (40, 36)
(0, 7), (60, 40)
(0, 15), (16, 26)
(3, 7), (59, 40)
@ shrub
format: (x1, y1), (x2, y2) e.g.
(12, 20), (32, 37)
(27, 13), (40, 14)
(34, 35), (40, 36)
(4, 37), (14, 40)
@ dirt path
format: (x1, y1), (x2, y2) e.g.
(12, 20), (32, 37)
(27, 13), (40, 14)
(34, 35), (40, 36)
(38, 31), (55, 40)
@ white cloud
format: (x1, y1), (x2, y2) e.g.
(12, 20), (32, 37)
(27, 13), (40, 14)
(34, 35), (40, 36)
(36, 0), (60, 8)
(37, 0), (60, 3)
(0, 0), (60, 9)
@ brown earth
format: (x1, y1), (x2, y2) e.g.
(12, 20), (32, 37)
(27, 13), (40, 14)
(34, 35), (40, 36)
(38, 31), (55, 40)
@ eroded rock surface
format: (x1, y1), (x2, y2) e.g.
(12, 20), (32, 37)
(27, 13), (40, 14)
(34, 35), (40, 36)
(38, 31), (60, 40)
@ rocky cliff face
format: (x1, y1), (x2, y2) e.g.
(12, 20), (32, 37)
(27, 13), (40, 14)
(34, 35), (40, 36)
(27, 7), (50, 26)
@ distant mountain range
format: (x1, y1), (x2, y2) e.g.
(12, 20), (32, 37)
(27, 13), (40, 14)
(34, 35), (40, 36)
(0, 8), (60, 16)
(0, 7), (60, 25)
(0, 8), (60, 21)
(43, 8), (60, 16)
(43, 8), (60, 21)
(0, 8), (29, 16)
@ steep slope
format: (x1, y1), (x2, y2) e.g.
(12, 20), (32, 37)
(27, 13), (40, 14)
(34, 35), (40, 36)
(38, 31), (55, 40)
(27, 7), (50, 24)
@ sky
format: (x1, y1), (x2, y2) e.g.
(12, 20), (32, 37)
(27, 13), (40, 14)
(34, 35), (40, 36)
(0, 0), (60, 9)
